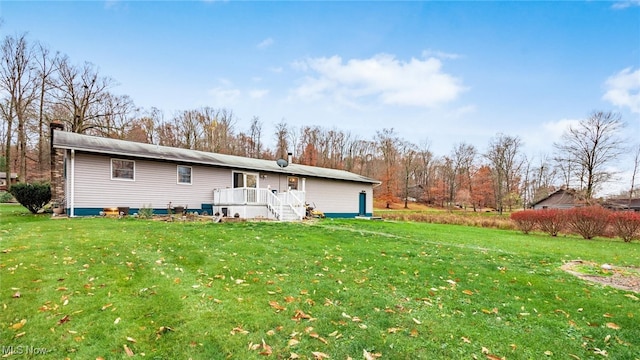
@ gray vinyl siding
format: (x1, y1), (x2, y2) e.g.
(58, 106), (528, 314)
(304, 178), (373, 214)
(69, 153), (230, 210)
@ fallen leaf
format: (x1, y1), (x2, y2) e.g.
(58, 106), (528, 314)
(123, 344), (134, 357)
(544, 350), (553, 355)
(259, 338), (272, 356)
(101, 303), (113, 311)
(289, 353), (300, 359)
(156, 326), (173, 338)
(126, 336), (137, 343)
(463, 289), (474, 296)
(603, 313), (613, 318)
(292, 309), (312, 321)
(114, 317), (121, 324)
(288, 338), (300, 347)
(486, 355), (503, 360)
(412, 318), (422, 325)
(57, 315), (70, 325)
(309, 332), (328, 344)
(605, 322), (620, 330)
(230, 326), (249, 335)
(363, 349), (382, 359)
(462, 337), (471, 344)
(410, 328), (419, 337)
(269, 300), (286, 312)
(312, 351), (330, 359)
(387, 327), (402, 334)
(11, 319), (26, 330)
(12, 291), (20, 298)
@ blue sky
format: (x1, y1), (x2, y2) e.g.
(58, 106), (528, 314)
(1, 0), (639, 193)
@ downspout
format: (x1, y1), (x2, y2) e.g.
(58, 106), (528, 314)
(70, 149), (75, 217)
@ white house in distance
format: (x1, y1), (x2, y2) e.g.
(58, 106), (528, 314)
(50, 128), (380, 220)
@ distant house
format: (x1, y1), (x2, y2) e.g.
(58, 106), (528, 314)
(531, 188), (583, 210)
(0, 172), (18, 191)
(51, 129), (380, 220)
(603, 198), (640, 212)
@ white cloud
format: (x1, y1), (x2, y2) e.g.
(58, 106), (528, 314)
(612, 0), (640, 9)
(291, 53), (467, 108)
(603, 67), (640, 113)
(421, 49), (461, 60)
(521, 118), (581, 155)
(249, 89), (269, 99)
(257, 37), (274, 49)
(207, 87), (241, 105)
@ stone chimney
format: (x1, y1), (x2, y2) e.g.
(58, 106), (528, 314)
(50, 122), (65, 203)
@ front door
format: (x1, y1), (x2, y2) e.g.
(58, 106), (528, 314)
(233, 172), (258, 203)
(359, 192), (366, 216)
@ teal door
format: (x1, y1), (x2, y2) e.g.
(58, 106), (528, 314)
(358, 192), (366, 216)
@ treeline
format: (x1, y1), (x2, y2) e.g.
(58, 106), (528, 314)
(2, 33), (639, 211)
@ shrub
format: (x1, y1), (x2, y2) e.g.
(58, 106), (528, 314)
(566, 206), (610, 240)
(0, 191), (14, 203)
(510, 210), (537, 234)
(138, 204), (154, 219)
(610, 211), (640, 242)
(533, 209), (566, 237)
(9, 182), (51, 214)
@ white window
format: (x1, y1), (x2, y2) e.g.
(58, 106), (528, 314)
(288, 176), (299, 190)
(233, 172), (258, 188)
(111, 159), (135, 181)
(177, 165), (192, 185)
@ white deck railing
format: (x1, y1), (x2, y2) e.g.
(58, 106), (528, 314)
(213, 188), (306, 220)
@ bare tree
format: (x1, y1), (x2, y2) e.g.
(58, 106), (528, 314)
(1, 33), (38, 183)
(274, 121), (289, 160)
(34, 42), (58, 178)
(375, 128), (401, 208)
(485, 133), (524, 213)
(400, 141), (417, 209)
(452, 142), (477, 210)
(249, 116), (263, 158)
(630, 144), (640, 204)
(53, 56), (116, 133)
(553, 111), (625, 200)
(414, 140), (434, 203)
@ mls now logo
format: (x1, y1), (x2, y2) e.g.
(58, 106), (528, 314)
(2, 345), (50, 355)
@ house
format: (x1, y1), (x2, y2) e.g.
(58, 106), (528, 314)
(531, 188), (583, 209)
(603, 198), (640, 212)
(50, 128), (380, 220)
(0, 172), (18, 191)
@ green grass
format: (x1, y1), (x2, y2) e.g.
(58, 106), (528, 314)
(1, 204), (639, 359)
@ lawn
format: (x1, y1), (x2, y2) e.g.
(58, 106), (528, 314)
(1, 204), (638, 359)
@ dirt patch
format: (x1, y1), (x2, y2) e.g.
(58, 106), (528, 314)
(561, 260), (640, 293)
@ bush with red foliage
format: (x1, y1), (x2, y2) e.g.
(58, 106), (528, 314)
(610, 211), (640, 242)
(533, 209), (566, 237)
(510, 210), (537, 234)
(566, 206), (610, 240)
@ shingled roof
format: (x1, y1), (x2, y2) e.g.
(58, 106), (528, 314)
(52, 130), (380, 185)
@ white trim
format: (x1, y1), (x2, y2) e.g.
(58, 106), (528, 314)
(110, 158), (135, 181)
(70, 149), (75, 217)
(232, 170), (259, 189)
